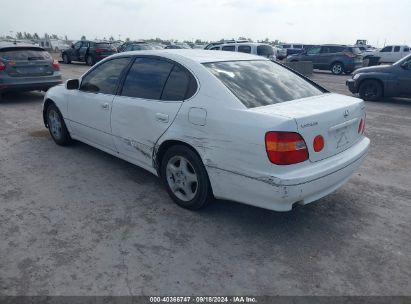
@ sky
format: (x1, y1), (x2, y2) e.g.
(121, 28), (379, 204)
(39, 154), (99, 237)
(1, 0), (410, 47)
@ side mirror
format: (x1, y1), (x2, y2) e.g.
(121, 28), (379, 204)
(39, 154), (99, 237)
(66, 79), (79, 90)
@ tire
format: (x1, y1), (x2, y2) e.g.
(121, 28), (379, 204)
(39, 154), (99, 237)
(62, 53), (71, 64)
(161, 145), (212, 210)
(86, 55), (95, 66)
(46, 104), (72, 146)
(331, 62), (344, 75)
(359, 79), (383, 101)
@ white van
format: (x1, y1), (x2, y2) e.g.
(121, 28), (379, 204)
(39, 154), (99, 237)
(209, 43), (276, 61)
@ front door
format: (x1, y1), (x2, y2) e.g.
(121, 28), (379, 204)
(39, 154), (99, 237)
(111, 57), (193, 169)
(398, 57), (411, 95)
(78, 41), (89, 61)
(67, 57), (131, 151)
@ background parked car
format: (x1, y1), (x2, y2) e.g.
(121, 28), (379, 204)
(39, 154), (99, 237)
(0, 42), (61, 98)
(204, 39), (250, 50)
(119, 43), (157, 52)
(287, 44), (363, 75)
(209, 43), (276, 61)
(346, 54), (411, 101)
(365, 45), (410, 64)
(277, 43), (304, 60)
(62, 41), (117, 66)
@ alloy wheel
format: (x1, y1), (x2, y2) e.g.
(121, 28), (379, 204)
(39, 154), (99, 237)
(166, 156), (198, 202)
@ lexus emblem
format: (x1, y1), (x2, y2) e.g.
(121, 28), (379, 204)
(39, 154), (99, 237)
(344, 110), (350, 118)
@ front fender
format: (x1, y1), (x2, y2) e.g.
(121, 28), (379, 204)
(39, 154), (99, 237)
(42, 84), (68, 127)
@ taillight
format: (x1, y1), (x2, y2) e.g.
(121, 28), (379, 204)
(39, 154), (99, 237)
(343, 51), (355, 58)
(313, 135), (325, 152)
(265, 132), (309, 165)
(358, 117), (366, 134)
(0, 61), (6, 71)
(52, 59), (60, 69)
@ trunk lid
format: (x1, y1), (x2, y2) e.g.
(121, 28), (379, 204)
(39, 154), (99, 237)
(253, 93), (366, 162)
(0, 47), (54, 77)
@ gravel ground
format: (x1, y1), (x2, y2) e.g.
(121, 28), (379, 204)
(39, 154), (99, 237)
(0, 62), (410, 296)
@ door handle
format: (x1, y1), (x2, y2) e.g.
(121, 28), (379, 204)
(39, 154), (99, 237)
(155, 113), (169, 123)
(101, 103), (109, 110)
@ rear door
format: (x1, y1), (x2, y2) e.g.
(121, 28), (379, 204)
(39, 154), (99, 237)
(0, 47), (55, 77)
(111, 57), (194, 168)
(67, 57), (131, 151)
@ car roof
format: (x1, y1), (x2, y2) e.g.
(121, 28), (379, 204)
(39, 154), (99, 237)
(113, 49), (267, 64)
(0, 42), (45, 50)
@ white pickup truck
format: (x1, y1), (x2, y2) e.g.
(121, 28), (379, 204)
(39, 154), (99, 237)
(364, 45), (410, 64)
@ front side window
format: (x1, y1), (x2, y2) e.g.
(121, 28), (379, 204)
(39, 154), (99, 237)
(381, 46), (393, 52)
(121, 57), (173, 100)
(73, 42), (82, 49)
(404, 47), (410, 52)
(204, 60), (323, 108)
(394, 46), (401, 52)
(210, 47), (220, 50)
(238, 45), (251, 53)
(307, 47), (321, 55)
(80, 57), (131, 94)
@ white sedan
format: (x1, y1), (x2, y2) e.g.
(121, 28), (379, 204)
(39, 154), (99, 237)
(43, 50), (370, 211)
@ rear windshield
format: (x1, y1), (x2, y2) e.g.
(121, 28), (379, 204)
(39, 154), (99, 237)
(257, 45), (274, 57)
(0, 48), (51, 61)
(95, 43), (111, 48)
(204, 60), (323, 108)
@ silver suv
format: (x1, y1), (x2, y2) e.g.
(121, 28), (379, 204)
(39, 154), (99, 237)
(209, 43), (276, 61)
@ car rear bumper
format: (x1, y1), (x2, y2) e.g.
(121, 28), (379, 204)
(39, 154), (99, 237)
(207, 137), (370, 212)
(346, 79), (359, 93)
(0, 74), (62, 93)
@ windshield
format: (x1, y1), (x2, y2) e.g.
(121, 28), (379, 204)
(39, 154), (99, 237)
(0, 48), (51, 61)
(394, 53), (411, 66)
(204, 60), (324, 108)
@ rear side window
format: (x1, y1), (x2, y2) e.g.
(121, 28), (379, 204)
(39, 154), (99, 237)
(238, 45), (251, 53)
(405, 47), (410, 52)
(161, 65), (194, 101)
(0, 48), (51, 61)
(204, 60), (323, 108)
(210, 47), (220, 51)
(257, 45), (274, 57)
(80, 57), (131, 94)
(121, 57), (173, 100)
(394, 46), (401, 52)
(328, 46), (345, 53)
(222, 46), (235, 52)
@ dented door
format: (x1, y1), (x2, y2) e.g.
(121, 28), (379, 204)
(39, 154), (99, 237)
(111, 96), (182, 168)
